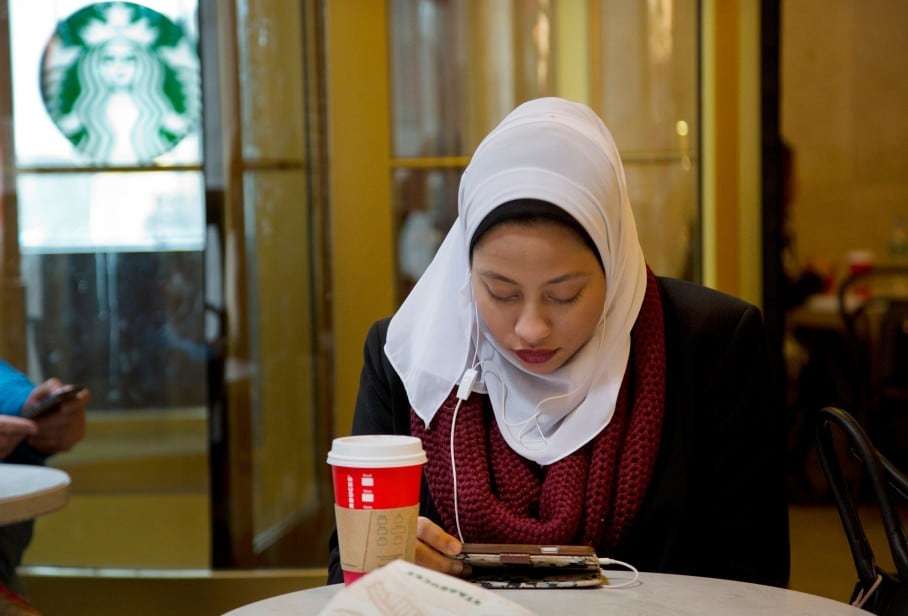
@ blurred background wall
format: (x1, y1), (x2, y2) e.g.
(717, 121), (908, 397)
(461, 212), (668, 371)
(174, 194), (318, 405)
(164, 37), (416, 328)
(782, 0), (908, 271)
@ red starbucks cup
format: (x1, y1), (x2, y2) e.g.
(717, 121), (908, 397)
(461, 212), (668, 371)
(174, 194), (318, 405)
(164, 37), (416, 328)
(327, 435), (427, 585)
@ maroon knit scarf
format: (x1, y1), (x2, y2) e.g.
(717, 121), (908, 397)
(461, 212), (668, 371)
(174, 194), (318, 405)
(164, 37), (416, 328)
(410, 269), (665, 552)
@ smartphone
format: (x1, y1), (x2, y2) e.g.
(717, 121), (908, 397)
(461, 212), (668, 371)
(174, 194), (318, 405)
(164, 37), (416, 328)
(21, 384), (85, 420)
(456, 543), (603, 589)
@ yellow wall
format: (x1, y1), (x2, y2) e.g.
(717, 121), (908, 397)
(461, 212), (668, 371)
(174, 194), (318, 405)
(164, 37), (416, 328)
(326, 1), (395, 436)
(782, 0), (908, 271)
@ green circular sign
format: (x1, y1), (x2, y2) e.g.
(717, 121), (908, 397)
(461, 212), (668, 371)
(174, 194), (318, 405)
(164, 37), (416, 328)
(40, 2), (200, 164)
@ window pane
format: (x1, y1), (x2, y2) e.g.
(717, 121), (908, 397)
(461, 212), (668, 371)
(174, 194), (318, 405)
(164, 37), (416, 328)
(625, 162), (697, 279)
(390, 0), (468, 157)
(390, 0), (555, 157)
(21, 249), (210, 567)
(228, 0), (330, 562)
(8, 0), (209, 570)
(17, 171), (204, 253)
(393, 167), (461, 301)
(390, 0), (701, 285)
(242, 169), (318, 553)
(22, 250), (206, 408)
(596, 0), (698, 154)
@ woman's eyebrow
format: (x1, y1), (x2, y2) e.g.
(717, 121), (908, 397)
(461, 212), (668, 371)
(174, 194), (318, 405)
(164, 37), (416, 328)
(479, 271), (519, 284)
(478, 271), (589, 285)
(545, 272), (590, 285)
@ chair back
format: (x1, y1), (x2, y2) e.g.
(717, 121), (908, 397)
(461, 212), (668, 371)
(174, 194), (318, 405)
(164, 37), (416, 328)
(838, 266), (908, 387)
(837, 267), (908, 464)
(813, 406), (908, 615)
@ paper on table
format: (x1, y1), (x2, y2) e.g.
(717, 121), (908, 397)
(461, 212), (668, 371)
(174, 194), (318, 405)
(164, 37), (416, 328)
(317, 559), (538, 616)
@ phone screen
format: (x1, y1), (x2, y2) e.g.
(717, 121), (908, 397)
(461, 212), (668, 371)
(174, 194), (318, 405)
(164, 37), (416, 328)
(22, 385), (85, 420)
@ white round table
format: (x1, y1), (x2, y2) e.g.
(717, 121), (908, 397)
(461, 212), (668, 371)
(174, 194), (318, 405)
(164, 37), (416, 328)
(226, 572), (870, 615)
(0, 465), (70, 526)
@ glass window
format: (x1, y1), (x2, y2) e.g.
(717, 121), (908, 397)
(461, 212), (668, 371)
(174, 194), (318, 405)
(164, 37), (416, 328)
(11, 0), (204, 253)
(393, 167), (460, 300)
(389, 0), (700, 296)
(4, 0), (331, 571)
(7, 0), (210, 568)
(595, 0), (699, 279)
(235, 0), (327, 560)
(17, 172), (204, 253)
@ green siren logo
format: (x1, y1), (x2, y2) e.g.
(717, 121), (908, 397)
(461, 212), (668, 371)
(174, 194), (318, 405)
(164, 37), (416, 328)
(40, 2), (200, 164)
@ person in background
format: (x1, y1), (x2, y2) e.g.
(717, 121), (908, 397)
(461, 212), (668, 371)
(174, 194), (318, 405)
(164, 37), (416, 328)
(0, 360), (88, 596)
(328, 98), (789, 587)
(777, 140), (847, 501)
(779, 140), (829, 310)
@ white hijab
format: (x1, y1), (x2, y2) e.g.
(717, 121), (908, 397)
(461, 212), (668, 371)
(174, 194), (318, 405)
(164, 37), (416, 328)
(385, 97), (647, 465)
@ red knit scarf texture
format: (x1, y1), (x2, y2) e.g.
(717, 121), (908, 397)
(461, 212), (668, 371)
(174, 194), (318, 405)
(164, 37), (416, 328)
(410, 269), (665, 551)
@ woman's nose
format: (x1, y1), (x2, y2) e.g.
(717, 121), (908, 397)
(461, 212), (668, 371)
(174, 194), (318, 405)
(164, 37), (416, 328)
(514, 306), (551, 346)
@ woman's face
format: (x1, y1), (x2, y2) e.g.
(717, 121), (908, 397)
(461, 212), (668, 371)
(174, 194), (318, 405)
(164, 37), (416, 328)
(471, 221), (606, 374)
(99, 40), (139, 89)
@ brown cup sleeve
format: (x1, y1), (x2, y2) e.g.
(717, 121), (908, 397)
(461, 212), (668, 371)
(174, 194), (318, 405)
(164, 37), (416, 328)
(335, 504), (419, 574)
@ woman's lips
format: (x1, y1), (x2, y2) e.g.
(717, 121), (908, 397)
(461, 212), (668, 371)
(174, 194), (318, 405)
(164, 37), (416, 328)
(515, 349), (558, 364)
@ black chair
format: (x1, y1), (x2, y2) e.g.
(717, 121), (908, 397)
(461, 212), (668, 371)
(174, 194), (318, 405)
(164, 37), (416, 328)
(813, 406), (908, 614)
(837, 266), (908, 465)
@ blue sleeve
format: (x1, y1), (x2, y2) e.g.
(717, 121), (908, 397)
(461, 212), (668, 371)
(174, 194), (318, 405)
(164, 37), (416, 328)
(0, 361), (34, 416)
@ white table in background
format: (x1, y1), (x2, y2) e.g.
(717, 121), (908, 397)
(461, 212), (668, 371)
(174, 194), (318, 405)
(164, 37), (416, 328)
(0, 465), (70, 526)
(226, 572), (870, 615)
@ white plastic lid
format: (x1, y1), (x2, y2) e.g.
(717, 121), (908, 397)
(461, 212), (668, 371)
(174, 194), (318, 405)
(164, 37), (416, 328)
(327, 435), (427, 468)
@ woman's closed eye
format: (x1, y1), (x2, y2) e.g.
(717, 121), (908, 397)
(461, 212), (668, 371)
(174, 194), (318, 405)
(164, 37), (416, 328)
(485, 285), (584, 305)
(546, 289), (584, 305)
(486, 284), (521, 303)
(544, 281), (586, 305)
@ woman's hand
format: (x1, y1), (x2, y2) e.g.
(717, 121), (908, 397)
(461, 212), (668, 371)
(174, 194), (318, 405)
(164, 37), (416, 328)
(415, 516), (471, 577)
(24, 379), (89, 454)
(0, 415), (38, 459)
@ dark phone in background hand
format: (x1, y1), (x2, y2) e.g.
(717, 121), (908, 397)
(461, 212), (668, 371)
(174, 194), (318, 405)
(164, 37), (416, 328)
(21, 385), (86, 420)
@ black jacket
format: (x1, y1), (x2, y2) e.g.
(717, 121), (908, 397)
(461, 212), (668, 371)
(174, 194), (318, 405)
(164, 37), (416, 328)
(328, 277), (790, 587)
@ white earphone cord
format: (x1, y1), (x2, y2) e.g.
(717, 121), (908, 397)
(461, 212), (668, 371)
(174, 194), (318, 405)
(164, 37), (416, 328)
(449, 302), (484, 543)
(450, 397), (466, 543)
(598, 557), (640, 588)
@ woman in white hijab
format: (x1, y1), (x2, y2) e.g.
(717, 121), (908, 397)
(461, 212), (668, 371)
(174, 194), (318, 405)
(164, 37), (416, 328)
(329, 98), (789, 587)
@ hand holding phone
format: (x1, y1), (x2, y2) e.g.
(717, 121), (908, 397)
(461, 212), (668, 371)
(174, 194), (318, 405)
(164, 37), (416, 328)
(415, 516), (470, 577)
(22, 384), (86, 420)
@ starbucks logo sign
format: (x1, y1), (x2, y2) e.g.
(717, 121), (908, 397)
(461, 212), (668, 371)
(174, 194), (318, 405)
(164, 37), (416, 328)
(40, 2), (200, 164)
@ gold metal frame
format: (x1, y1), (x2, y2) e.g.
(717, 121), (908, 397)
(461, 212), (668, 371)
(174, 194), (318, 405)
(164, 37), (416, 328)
(701, 0), (762, 302)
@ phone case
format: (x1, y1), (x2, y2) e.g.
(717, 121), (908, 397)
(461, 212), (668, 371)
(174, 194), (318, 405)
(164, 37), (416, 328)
(456, 543), (605, 589)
